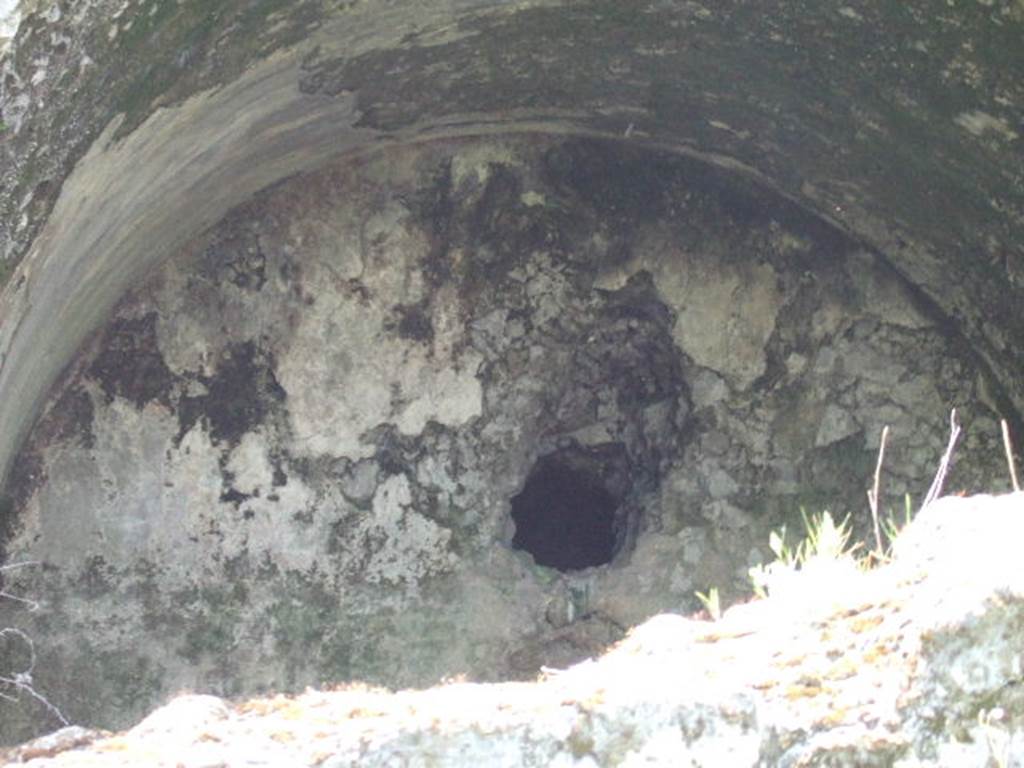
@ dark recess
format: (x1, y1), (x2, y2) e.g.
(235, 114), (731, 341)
(511, 450), (622, 572)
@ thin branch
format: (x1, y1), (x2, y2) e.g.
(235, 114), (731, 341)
(1, 562), (68, 726)
(0, 590), (39, 611)
(867, 425), (889, 556)
(0, 676), (69, 726)
(1001, 419), (1021, 493)
(0, 561), (42, 571)
(922, 409), (961, 510)
(1, 561), (41, 611)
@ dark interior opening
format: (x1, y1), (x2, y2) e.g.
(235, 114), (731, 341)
(511, 452), (619, 572)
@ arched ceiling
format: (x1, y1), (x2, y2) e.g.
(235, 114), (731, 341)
(0, 0), (1022, 487)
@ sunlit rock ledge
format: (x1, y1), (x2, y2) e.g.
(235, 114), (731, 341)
(4, 491), (1023, 768)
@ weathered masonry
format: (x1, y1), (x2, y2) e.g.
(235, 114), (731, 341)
(0, 0), (1021, 743)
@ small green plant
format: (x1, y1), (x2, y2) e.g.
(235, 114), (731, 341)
(693, 411), (1007, 619)
(748, 509), (858, 600)
(694, 587), (722, 621)
(879, 493), (913, 555)
(796, 508), (857, 563)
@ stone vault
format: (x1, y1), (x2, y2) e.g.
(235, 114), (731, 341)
(0, 0), (1021, 743)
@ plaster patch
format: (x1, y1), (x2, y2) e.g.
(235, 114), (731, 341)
(644, 248), (783, 390)
(278, 203), (482, 459)
(151, 240), (294, 378)
(169, 424), (228, 570)
(150, 266), (219, 376)
(360, 473), (457, 586)
(596, 226), (783, 391)
(284, 208), (365, 282)
(219, 434), (324, 570)
(36, 397), (310, 581)
(847, 252), (937, 327)
(226, 431), (275, 497)
(11, 397), (209, 571)
(222, 488), (321, 573)
(278, 280), (482, 457)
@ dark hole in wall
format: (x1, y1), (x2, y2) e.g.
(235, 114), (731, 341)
(511, 447), (627, 572)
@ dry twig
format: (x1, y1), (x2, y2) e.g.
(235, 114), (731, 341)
(921, 409), (961, 510)
(866, 425), (889, 556)
(1, 562), (69, 726)
(1001, 419), (1020, 493)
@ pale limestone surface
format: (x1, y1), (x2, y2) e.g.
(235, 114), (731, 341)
(275, 200), (482, 460)
(6, 493), (1024, 768)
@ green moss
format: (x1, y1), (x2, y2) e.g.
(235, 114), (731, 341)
(265, 571), (334, 650)
(318, 635), (355, 681)
(112, 0), (194, 54)
(181, 614), (237, 662)
(250, 571), (349, 687)
(267, 595), (328, 652)
(0, 493), (15, 555)
(585, 1), (649, 27)
(566, 720), (596, 759)
(77, 554), (117, 598)
(176, 584), (247, 662)
(56, 642), (166, 731)
(100, 0), (323, 139)
(96, 649), (165, 712)
(107, 3), (224, 133)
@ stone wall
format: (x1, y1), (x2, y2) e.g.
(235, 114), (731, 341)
(0, 134), (1010, 741)
(1, 0), (1023, 749)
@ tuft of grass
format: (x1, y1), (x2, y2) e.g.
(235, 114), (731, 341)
(746, 498), (917, 605)
(694, 587), (722, 621)
(748, 509), (859, 601)
(879, 494), (914, 558)
(694, 410), (1013, 620)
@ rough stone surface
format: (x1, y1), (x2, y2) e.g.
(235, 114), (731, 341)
(1, 0), (1023, 754)
(3, 493), (1024, 767)
(0, 134), (1011, 743)
(1, 0), (1023, 493)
